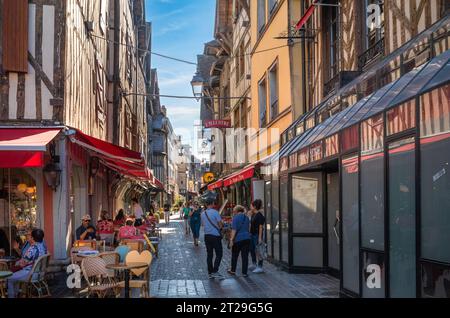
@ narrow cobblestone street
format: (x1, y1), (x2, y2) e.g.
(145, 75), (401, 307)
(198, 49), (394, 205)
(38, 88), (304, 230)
(149, 215), (340, 298)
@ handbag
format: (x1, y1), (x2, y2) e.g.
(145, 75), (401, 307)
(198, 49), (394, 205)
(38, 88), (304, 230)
(204, 211), (223, 238)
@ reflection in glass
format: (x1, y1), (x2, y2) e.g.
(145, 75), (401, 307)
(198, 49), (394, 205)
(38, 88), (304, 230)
(421, 262), (450, 298)
(342, 155), (359, 294)
(280, 175), (289, 263)
(361, 115), (385, 251)
(420, 85), (450, 263)
(272, 177), (280, 261)
(388, 137), (416, 297)
(292, 172), (323, 233)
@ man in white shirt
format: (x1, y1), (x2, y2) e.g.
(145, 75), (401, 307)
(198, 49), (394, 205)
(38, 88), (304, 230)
(132, 198), (144, 226)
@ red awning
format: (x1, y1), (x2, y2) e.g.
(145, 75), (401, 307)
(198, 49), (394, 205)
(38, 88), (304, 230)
(207, 179), (223, 191)
(295, 1), (317, 30)
(68, 129), (163, 189)
(223, 165), (257, 187)
(0, 128), (61, 168)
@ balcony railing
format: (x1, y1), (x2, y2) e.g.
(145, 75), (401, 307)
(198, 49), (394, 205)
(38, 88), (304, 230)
(358, 38), (385, 70)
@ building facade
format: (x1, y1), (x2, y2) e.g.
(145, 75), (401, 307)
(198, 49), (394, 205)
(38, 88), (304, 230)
(0, 0), (159, 268)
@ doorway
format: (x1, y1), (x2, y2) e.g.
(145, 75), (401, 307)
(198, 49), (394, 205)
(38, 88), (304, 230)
(327, 172), (340, 273)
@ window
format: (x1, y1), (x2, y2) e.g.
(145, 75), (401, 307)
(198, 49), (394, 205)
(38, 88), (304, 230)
(2, 0), (28, 72)
(236, 41), (246, 86)
(420, 84), (450, 263)
(257, 0), (266, 35)
(341, 155), (359, 294)
(323, 0), (339, 82)
(360, 115), (385, 251)
(258, 78), (267, 128)
(268, 0), (278, 15)
(269, 62), (279, 121)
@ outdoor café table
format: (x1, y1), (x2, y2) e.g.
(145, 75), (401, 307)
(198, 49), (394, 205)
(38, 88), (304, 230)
(0, 271), (13, 298)
(106, 262), (148, 298)
(0, 258), (18, 269)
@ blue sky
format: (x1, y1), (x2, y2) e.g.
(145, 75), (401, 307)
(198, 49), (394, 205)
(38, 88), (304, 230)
(145, 0), (215, 149)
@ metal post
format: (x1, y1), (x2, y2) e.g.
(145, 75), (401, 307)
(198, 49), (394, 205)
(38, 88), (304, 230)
(8, 168), (11, 256)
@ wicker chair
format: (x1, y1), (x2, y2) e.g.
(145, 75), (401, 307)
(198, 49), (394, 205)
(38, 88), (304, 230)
(70, 246), (95, 265)
(18, 254), (51, 298)
(117, 250), (152, 298)
(80, 256), (119, 298)
(98, 252), (120, 279)
(0, 261), (8, 298)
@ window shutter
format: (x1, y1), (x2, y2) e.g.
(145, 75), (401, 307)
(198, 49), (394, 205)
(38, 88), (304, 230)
(2, 0), (28, 73)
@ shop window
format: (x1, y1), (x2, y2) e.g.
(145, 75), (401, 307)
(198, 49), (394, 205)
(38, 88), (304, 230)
(421, 261), (450, 298)
(388, 137), (416, 297)
(360, 115), (385, 251)
(325, 134), (339, 157)
(0, 169), (38, 237)
(265, 180), (272, 257)
(280, 175), (289, 263)
(292, 172), (323, 234)
(293, 237), (323, 267)
(420, 84), (450, 264)
(341, 125), (359, 152)
(272, 176), (280, 261)
(341, 155), (359, 294)
(298, 148), (309, 166)
(310, 142), (323, 162)
(386, 100), (416, 136)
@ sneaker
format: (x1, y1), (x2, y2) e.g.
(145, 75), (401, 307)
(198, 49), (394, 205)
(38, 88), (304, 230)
(252, 266), (264, 274)
(211, 272), (224, 279)
(242, 273), (249, 278)
(227, 269), (236, 275)
(208, 273), (214, 279)
(248, 263), (257, 271)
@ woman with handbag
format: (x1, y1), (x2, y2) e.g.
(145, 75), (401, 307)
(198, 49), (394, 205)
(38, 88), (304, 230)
(227, 205), (251, 277)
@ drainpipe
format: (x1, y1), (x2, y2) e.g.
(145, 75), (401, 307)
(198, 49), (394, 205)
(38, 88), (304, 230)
(112, 0), (120, 145)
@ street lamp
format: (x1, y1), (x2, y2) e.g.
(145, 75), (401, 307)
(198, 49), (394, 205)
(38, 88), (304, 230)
(190, 71), (204, 101)
(43, 163), (62, 191)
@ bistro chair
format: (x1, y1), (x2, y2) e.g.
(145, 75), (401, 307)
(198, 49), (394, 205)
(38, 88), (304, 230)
(18, 254), (51, 298)
(117, 250), (153, 298)
(80, 256), (119, 298)
(0, 261), (9, 298)
(99, 252), (120, 279)
(120, 239), (144, 253)
(114, 245), (131, 263)
(70, 246), (95, 265)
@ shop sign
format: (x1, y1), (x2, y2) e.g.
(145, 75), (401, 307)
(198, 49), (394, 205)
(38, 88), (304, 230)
(203, 120), (232, 129)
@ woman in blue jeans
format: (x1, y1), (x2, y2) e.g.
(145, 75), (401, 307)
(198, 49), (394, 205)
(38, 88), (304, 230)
(189, 202), (202, 246)
(249, 199), (266, 273)
(228, 205), (251, 277)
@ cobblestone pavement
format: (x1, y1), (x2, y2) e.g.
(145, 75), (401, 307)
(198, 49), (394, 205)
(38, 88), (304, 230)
(149, 215), (340, 298)
(49, 214), (340, 298)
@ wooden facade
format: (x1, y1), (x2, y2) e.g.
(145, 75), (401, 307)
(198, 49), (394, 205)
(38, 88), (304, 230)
(303, 0), (448, 115)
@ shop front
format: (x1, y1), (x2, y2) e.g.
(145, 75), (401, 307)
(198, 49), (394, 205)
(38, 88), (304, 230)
(275, 49), (450, 297)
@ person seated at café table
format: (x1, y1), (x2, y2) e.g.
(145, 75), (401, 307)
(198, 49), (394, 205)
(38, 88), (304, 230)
(97, 211), (114, 235)
(118, 218), (144, 240)
(76, 215), (97, 241)
(12, 228), (48, 258)
(7, 228), (47, 298)
(114, 209), (126, 226)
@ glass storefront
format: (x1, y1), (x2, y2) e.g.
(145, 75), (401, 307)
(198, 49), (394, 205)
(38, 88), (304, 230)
(341, 155), (360, 294)
(272, 176), (280, 261)
(280, 175), (289, 263)
(0, 169), (38, 253)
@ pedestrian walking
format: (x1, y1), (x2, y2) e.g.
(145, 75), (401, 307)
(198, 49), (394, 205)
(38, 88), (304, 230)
(227, 205), (251, 277)
(200, 191), (224, 279)
(189, 202), (202, 246)
(163, 203), (171, 225)
(249, 199), (266, 273)
(183, 203), (191, 235)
